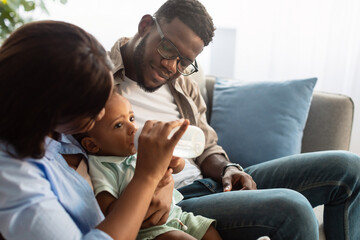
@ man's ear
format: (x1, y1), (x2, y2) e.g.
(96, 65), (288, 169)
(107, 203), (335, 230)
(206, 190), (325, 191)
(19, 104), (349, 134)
(138, 14), (154, 37)
(81, 137), (100, 154)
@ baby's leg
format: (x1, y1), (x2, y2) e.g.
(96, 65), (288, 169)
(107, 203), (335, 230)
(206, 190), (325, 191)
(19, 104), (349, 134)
(154, 230), (196, 240)
(202, 226), (271, 240)
(202, 225), (222, 240)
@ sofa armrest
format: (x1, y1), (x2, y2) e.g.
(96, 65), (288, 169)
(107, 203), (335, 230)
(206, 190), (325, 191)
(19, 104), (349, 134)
(301, 92), (354, 152)
(201, 75), (354, 152)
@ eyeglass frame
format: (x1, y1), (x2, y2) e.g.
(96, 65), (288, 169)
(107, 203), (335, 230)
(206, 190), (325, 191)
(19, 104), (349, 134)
(153, 17), (198, 76)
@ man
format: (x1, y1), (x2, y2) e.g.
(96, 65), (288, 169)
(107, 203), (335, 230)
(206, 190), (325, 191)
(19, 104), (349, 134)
(109, 0), (360, 239)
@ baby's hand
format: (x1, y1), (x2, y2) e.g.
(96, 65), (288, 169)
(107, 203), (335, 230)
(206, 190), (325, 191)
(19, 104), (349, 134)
(156, 168), (173, 189)
(169, 156), (185, 174)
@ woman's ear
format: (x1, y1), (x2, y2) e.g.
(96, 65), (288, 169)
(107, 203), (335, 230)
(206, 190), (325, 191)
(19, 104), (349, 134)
(138, 14), (154, 36)
(81, 137), (100, 154)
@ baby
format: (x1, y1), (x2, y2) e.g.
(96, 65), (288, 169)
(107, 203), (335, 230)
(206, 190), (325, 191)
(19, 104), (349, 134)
(75, 92), (221, 240)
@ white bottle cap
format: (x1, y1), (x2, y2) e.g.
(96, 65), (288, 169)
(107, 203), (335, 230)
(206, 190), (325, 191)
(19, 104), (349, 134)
(168, 125), (205, 158)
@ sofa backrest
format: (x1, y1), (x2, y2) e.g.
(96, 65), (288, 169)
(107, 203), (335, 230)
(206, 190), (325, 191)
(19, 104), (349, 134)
(198, 75), (354, 153)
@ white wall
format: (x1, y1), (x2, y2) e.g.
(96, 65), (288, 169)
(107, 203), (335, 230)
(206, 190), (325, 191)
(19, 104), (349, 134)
(209, 28), (237, 78)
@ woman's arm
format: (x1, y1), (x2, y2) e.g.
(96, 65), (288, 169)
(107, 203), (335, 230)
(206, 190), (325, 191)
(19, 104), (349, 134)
(95, 169), (175, 229)
(141, 173), (173, 228)
(0, 156), (111, 240)
(96, 173), (160, 239)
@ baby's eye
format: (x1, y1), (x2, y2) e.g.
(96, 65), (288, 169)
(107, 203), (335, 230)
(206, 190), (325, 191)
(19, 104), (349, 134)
(114, 122), (123, 129)
(130, 116), (135, 122)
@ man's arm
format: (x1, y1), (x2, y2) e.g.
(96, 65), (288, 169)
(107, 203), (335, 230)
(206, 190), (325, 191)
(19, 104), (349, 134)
(175, 76), (256, 191)
(199, 154), (228, 182)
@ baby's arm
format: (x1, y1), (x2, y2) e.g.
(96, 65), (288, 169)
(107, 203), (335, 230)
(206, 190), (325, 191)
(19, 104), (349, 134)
(96, 191), (117, 216)
(169, 156), (185, 174)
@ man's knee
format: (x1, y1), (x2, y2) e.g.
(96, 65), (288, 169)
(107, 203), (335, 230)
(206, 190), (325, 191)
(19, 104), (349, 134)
(270, 189), (318, 238)
(274, 190), (316, 224)
(326, 151), (360, 186)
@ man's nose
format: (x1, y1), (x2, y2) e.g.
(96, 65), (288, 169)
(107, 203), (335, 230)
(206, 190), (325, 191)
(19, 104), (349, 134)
(161, 58), (177, 75)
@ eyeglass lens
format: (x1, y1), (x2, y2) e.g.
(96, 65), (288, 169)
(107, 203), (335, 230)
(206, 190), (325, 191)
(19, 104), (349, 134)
(158, 39), (197, 75)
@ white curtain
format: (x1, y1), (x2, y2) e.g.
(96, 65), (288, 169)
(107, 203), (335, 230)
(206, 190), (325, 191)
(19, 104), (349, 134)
(199, 0), (360, 154)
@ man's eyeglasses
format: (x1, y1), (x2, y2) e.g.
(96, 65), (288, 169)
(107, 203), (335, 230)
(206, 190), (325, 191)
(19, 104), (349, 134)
(153, 17), (198, 76)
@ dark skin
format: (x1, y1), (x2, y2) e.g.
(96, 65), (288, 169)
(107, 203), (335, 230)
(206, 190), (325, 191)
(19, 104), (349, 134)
(200, 154), (257, 191)
(120, 14), (257, 226)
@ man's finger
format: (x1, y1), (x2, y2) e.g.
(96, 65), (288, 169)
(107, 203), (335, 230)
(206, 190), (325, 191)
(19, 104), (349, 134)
(222, 177), (233, 192)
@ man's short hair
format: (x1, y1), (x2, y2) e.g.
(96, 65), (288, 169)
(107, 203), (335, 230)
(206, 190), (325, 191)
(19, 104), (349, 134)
(154, 0), (215, 46)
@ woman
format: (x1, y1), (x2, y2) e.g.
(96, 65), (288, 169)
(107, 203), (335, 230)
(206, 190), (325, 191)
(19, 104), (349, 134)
(0, 20), (187, 239)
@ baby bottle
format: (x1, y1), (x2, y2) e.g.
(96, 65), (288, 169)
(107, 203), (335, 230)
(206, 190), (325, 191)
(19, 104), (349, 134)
(168, 125), (205, 158)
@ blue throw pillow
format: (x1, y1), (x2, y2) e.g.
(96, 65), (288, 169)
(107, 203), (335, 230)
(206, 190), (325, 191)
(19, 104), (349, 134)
(210, 77), (317, 168)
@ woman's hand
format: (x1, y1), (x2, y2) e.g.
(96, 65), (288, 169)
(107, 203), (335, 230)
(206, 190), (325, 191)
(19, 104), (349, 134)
(135, 119), (189, 182)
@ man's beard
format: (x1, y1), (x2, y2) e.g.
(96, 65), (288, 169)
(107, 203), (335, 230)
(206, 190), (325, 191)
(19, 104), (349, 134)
(133, 34), (164, 93)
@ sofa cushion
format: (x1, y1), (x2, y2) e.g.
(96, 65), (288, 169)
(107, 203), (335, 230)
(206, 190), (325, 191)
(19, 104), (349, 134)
(210, 77), (317, 167)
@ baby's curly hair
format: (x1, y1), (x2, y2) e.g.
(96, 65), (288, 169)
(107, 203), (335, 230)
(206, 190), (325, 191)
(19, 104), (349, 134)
(154, 0), (215, 46)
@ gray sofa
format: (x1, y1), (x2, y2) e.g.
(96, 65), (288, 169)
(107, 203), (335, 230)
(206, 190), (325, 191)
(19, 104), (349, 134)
(194, 74), (354, 240)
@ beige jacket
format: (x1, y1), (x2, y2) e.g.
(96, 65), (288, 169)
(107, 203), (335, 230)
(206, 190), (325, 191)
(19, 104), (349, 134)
(109, 38), (229, 167)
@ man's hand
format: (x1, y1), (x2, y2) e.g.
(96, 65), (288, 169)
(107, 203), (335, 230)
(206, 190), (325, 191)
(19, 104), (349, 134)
(141, 169), (173, 228)
(222, 166), (257, 192)
(200, 154), (257, 192)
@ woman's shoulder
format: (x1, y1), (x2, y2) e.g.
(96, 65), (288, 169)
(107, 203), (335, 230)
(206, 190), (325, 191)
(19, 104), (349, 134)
(0, 149), (49, 209)
(0, 147), (45, 174)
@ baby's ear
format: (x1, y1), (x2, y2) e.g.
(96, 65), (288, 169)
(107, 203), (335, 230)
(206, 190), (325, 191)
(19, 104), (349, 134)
(81, 137), (100, 154)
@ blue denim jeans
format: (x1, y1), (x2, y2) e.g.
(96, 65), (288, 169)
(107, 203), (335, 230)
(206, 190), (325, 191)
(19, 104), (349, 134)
(177, 151), (360, 240)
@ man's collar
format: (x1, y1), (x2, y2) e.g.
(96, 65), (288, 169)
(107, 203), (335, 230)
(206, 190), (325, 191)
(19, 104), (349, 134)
(109, 37), (130, 77)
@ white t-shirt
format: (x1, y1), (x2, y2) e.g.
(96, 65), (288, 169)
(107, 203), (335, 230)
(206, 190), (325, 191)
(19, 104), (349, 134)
(120, 77), (202, 188)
